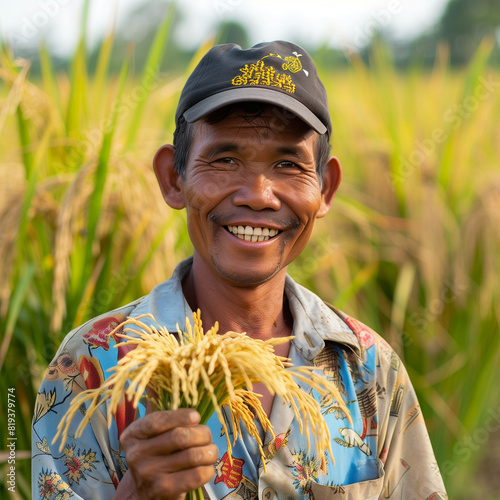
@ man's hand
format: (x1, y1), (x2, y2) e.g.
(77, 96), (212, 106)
(113, 408), (218, 500)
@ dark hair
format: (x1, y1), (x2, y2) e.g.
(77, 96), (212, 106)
(173, 103), (331, 184)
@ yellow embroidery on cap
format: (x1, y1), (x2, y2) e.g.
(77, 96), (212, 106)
(282, 53), (302, 73)
(231, 54), (296, 94)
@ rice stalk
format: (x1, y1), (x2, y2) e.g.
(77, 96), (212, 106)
(51, 162), (96, 332)
(124, 4), (174, 147)
(54, 311), (350, 495)
(0, 263), (36, 370)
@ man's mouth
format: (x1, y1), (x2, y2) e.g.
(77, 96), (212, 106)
(225, 225), (280, 242)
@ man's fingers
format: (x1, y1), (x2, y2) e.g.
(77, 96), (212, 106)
(133, 442), (218, 477)
(119, 409), (217, 498)
(158, 442), (218, 472)
(167, 442), (218, 471)
(144, 465), (216, 499)
(121, 409), (200, 441)
(125, 442), (218, 498)
(139, 424), (214, 455)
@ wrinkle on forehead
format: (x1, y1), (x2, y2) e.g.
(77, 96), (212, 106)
(193, 111), (316, 146)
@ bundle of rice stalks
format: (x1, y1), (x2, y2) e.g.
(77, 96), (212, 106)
(54, 310), (350, 497)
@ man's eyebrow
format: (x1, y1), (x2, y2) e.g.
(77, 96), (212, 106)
(200, 144), (310, 160)
(201, 143), (240, 158)
(275, 146), (308, 160)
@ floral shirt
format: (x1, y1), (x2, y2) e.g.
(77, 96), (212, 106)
(32, 257), (447, 499)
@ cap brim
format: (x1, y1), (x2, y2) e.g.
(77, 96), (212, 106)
(183, 87), (327, 135)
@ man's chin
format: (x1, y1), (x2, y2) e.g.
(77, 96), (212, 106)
(212, 260), (284, 287)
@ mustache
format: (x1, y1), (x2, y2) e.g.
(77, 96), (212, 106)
(209, 211), (300, 230)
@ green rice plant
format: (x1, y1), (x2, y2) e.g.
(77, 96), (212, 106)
(0, 7), (191, 497)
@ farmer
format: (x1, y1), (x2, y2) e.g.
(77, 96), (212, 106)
(32, 41), (447, 499)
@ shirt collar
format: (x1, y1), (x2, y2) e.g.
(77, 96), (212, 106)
(284, 274), (361, 360)
(130, 257), (361, 359)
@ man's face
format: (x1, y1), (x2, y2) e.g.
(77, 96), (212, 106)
(176, 108), (333, 286)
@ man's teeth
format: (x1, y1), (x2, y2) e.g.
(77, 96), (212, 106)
(227, 225), (279, 242)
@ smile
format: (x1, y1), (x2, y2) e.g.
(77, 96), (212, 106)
(226, 225), (280, 242)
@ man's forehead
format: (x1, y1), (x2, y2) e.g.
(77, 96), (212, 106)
(192, 115), (317, 149)
(194, 138), (315, 157)
(195, 103), (316, 137)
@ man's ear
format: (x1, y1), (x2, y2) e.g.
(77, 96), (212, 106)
(317, 156), (342, 219)
(153, 144), (186, 210)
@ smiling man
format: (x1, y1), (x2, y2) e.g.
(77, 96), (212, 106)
(32, 41), (447, 500)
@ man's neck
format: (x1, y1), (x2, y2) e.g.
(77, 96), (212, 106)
(182, 254), (293, 341)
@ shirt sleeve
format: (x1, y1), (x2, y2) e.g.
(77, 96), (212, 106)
(32, 312), (135, 500)
(375, 348), (448, 500)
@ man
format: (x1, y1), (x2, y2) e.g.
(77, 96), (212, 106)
(32, 41), (447, 499)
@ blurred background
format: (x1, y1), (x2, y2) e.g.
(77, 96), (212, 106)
(1, 0), (499, 498)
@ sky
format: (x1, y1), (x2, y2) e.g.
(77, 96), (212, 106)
(0, 0), (450, 56)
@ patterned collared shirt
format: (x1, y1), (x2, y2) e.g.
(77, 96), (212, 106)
(32, 257), (447, 499)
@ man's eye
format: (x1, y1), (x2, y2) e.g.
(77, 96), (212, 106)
(214, 157), (236, 164)
(276, 161), (299, 169)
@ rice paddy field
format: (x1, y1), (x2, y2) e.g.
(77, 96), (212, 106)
(0, 15), (499, 499)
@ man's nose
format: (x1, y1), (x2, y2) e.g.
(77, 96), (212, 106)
(232, 174), (281, 211)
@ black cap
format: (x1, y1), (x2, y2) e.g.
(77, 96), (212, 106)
(175, 40), (332, 137)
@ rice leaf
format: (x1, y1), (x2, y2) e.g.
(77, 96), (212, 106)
(124, 4), (174, 146)
(0, 262), (36, 370)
